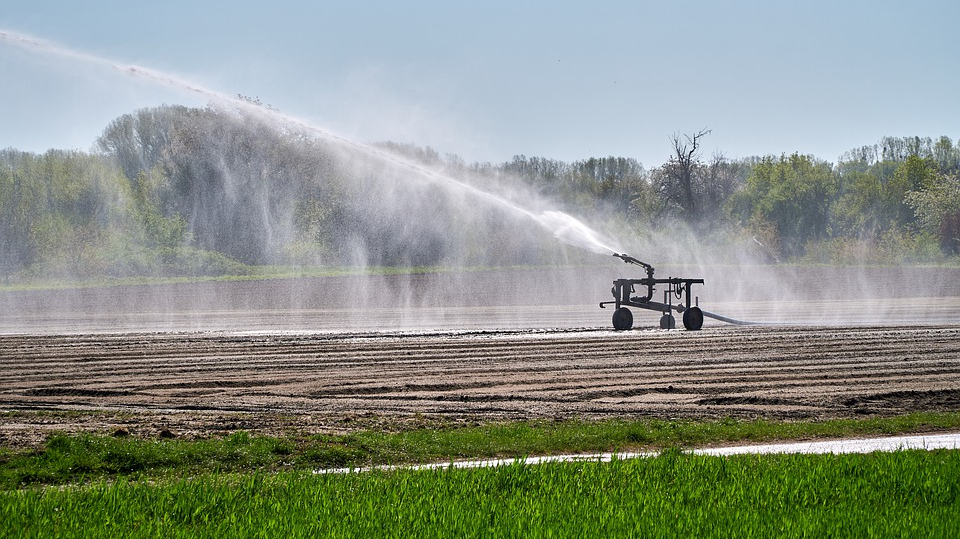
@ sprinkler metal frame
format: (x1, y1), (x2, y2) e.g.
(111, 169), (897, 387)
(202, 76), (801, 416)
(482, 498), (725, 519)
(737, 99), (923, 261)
(599, 253), (705, 330)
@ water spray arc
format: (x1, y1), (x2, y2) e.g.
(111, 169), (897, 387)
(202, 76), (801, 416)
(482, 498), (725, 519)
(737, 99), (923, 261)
(0, 29), (621, 257)
(5, 28), (761, 331)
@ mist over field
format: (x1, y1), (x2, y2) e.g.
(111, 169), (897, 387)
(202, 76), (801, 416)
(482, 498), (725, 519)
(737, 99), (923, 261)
(1, 30), (959, 333)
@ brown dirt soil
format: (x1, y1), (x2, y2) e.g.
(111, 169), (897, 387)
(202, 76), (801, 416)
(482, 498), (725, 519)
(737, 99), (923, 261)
(2, 324), (960, 449)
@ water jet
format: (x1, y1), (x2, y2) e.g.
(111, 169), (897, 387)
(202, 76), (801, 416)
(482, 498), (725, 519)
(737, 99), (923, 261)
(0, 28), (621, 259)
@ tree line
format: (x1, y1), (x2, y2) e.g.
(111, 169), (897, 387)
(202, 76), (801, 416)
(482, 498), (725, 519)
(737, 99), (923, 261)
(1, 102), (958, 280)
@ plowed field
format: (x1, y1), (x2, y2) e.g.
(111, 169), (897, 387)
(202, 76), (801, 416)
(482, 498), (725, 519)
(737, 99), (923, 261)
(2, 325), (960, 448)
(2, 266), (959, 449)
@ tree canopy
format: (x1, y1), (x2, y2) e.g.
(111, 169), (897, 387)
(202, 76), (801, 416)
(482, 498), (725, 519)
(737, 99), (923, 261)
(1, 105), (958, 280)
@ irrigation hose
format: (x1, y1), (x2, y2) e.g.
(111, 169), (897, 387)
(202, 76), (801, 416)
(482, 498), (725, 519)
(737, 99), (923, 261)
(699, 309), (762, 326)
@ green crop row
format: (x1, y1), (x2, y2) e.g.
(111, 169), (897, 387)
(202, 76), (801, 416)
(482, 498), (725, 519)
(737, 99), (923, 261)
(2, 449), (959, 538)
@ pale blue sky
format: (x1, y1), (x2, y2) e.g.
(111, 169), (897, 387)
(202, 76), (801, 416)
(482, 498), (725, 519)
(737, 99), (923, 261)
(2, 0), (957, 167)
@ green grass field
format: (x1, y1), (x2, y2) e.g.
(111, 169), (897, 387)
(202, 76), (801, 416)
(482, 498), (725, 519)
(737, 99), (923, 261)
(3, 450), (959, 538)
(4, 412), (960, 489)
(2, 413), (959, 537)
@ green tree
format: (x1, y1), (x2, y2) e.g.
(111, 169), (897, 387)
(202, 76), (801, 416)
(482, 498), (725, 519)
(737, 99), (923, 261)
(0, 149), (44, 273)
(905, 173), (960, 253)
(886, 155), (938, 227)
(833, 163), (883, 238)
(97, 104), (345, 265)
(568, 156), (647, 215)
(97, 106), (185, 184)
(728, 153), (837, 258)
(932, 136), (960, 174)
(0, 149), (138, 277)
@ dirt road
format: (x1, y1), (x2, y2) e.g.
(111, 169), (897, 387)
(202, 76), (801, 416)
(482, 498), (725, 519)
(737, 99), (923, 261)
(2, 324), (959, 448)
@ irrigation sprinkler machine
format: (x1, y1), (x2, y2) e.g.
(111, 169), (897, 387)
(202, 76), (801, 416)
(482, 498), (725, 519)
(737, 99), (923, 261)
(600, 253), (743, 331)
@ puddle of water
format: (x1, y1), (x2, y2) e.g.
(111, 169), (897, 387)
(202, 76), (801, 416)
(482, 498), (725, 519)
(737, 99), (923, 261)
(315, 432), (960, 474)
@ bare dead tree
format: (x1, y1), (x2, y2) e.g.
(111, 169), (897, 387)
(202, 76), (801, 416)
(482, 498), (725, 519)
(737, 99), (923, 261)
(668, 128), (711, 219)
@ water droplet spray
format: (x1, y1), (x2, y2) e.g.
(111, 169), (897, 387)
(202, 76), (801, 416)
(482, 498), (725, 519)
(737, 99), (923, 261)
(0, 29), (622, 257)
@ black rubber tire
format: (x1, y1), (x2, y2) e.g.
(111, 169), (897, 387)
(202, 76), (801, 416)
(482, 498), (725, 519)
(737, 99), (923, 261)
(682, 306), (704, 331)
(659, 313), (676, 329)
(612, 307), (633, 331)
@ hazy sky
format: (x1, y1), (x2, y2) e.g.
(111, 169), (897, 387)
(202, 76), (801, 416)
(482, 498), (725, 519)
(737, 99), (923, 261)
(2, 0), (957, 167)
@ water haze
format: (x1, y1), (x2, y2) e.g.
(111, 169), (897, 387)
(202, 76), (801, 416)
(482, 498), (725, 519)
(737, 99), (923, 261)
(2, 29), (958, 334)
(1, 29), (621, 255)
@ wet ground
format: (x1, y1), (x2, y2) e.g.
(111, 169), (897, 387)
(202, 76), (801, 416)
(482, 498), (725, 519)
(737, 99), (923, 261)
(1, 265), (959, 449)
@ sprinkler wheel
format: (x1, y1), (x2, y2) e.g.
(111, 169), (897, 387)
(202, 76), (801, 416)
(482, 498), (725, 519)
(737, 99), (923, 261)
(612, 307), (633, 331)
(682, 306), (704, 331)
(659, 314), (676, 329)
